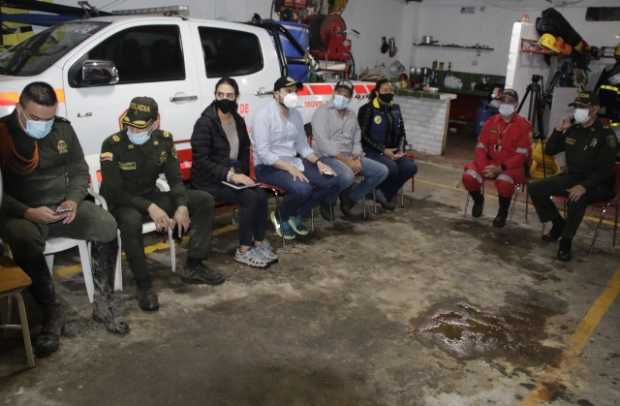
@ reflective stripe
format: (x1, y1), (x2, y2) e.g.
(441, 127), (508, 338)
(476, 142), (486, 149)
(465, 169), (483, 183)
(497, 174), (514, 184)
(516, 147), (529, 155)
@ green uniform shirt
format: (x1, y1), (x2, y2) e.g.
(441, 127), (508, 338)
(99, 129), (188, 213)
(0, 113), (89, 218)
(545, 119), (617, 190)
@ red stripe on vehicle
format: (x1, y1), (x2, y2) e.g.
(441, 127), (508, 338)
(354, 84), (368, 95)
(298, 85), (312, 96)
(309, 84), (334, 95)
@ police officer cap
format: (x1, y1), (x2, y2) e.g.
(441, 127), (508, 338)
(121, 96), (159, 129)
(569, 91), (600, 107)
(274, 76), (303, 92)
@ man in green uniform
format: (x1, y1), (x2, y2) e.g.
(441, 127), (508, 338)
(0, 82), (129, 358)
(529, 92), (617, 261)
(100, 97), (224, 312)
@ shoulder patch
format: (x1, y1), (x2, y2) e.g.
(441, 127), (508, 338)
(112, 134), (121, 143)
(162, 131), (172, 138)
(100, 152), (114, 162)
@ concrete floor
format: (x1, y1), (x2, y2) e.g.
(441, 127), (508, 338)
(1, 160), (619, 406)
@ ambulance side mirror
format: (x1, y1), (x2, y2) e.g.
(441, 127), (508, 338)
(81, 59), (119, 86)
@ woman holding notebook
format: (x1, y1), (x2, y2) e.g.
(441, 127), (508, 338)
(191, 77), (276, 268)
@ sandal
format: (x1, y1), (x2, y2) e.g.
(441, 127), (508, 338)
(234, 247), (269, 268)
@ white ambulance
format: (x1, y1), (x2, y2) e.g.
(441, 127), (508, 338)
(0, 13), (374, 157)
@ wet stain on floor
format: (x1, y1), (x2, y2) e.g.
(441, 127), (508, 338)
(410, 290), (567, 367)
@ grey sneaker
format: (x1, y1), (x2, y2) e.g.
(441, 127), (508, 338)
(93, 292), (130, 336)
(234, 247), (269, 268)
(255, 241), (278, 263)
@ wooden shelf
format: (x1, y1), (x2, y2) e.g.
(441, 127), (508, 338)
(413, 43), (494, 52)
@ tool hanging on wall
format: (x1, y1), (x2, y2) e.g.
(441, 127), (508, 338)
(388, 37), (397, 57)
(381, 36), (389, 54)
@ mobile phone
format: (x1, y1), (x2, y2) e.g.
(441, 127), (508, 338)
(56, 207), (73, 214)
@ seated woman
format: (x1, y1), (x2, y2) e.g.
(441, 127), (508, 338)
(358, 79), (418, 210)
(191, 77), (276, 268)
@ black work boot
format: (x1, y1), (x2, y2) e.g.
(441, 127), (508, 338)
(320, 202), (335, 222)
(375, 190), (395, 211)
(470, 191), (484, 218)
(340, 191), (360, 218)
(136, 286), (159, 312)
(543, 217), (566, 242)
(180, 258), (226, 285)
(34, 302), (65, 358)
(91, 241), (130, 334)
(557, 237), (572, 262)
(493, 197), (511, 228)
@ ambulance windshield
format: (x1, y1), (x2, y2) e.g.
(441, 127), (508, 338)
(0, 21), (109, 76)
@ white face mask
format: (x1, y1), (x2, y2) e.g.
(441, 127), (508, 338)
(498, 103), (515, 117)
(127, 127), (152, 145)
(282, 92), (299, 109)
(333, 94), (351, 110)
(574, 108), (590, 124)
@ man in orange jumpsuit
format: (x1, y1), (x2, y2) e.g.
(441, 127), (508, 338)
(462, 89), (532, 227)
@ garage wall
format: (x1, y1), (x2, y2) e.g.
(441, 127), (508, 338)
(411, 0), (620, 76)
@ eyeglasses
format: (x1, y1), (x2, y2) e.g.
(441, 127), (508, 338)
(216, 92), (236, 100)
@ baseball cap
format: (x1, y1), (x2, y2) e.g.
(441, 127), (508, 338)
(499, 88), (519, 102)
(569, 91), (600, 107)
(335, 80), (354, 95)
(121, 97), (159, 129)
(274, 76), (303, 92)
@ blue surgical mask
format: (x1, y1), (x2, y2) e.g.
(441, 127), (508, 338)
(498, 103), (515, 117)
(24, 117), (54, 140)
(333, 94), (351, 110)
(127, 128), (151, 145)
(574, 108), (590, 124)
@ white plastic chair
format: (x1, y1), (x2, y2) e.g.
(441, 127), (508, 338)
(84, 154), (177, 292)
(44, 238), (95, 303)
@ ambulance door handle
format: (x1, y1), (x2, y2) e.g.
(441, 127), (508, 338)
(170, 94), (198, 103)
(77, 112), (93, 118)
(255, 88), (273, 96)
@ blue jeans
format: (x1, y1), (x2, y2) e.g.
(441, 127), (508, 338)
(255, 159), (340, 221)
(366, 152), (418, 201)
(323, 157), (389, 203)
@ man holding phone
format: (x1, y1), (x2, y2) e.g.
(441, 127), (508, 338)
(100, 97), (224, 312)
(252, 77), (340, 240)
(0, 82), (129, 358)
(529, 92), (617, 261)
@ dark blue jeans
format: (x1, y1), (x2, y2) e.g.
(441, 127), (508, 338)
(255, 159), (340, 221)
(366, 152), (418, 201)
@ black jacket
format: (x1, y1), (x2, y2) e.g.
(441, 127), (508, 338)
(358, 97), (407, 153)
(190, 102), (250, 190)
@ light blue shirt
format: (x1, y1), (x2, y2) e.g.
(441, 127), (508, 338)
(251, 100), (314, 171)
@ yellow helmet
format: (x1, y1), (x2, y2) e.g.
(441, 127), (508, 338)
(539, 33), (560, 53)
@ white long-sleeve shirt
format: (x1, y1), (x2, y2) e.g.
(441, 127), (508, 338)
(251, 100), (314, 171)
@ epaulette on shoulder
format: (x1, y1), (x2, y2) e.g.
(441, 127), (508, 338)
(108, 133), (122, 144)
(54, 116), (70, 124)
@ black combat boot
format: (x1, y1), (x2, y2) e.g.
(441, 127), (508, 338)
(557, 237), (572, 262)
(180, 257), (226, 285)
(319, 202), (335, 222)
(34, 301), (65, 358)
(470, 191), (484, 218)
(91, 241), (129, 335)
(543, 216), (566, 242)
(136, 286), (159, 312)
(493, 196), (511, 228)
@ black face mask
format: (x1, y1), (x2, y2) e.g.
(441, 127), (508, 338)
(379, 93), (394, 104)
(215, 99), (238, 114)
